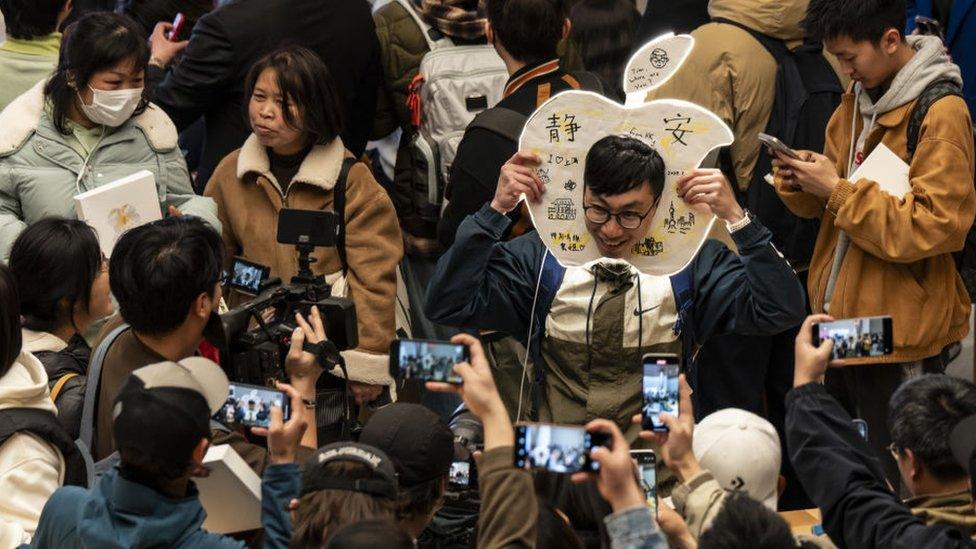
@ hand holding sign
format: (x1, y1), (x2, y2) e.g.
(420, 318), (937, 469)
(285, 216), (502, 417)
(491, 152), (545, 214)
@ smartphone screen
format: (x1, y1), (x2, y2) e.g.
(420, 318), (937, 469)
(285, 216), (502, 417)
(632, 450), (657, 516)
(449, 460), (471, 488)
(643, 354), (680, 432)
(390, 339), (469, 384)
(514, 424), (608, 473)
(813, 316), (894, 360)
(229, 257), (270, 295)
(215, 382), (290, 428)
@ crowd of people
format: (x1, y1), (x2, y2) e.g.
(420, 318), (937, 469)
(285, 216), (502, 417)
(0, 0), (974, 547)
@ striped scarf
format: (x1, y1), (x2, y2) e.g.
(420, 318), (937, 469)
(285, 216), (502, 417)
(410, 0), (487, 41)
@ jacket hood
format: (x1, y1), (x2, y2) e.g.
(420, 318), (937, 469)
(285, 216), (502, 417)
(77, 468), (209, 548)
(708, 0), (808, 42)
(0, 351), (57, 414)
(21, 329), (68, 354)
(856, 35), (963, 117)
(236, 134), (347, 195)
(0, 80), (180, 158)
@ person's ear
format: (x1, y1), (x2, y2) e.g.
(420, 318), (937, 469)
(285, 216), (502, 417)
(484, 21), (494, 45)
(562, 18), (571, 41)
(904, 447), (922, 480)
(881, 28), (902, 54)
(58, 0), (74, 29)
(777, 475), (786, 498)
(192, 438), (209, 465)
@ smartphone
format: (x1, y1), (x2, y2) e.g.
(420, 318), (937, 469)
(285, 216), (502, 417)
(229, 257), (271, 295)
(169, 13), (186, 42)
(389, 339), (469, 384)
(642, 354), (680, 432)
(514, 423), (610, 474)
(632, 449), (657, 517)
(448, 458), (478, 490)
(915, 15), (945, 41)
(812, 316), (894, 360)
(758, 132), (802, 160)
(215, 382), (291, 428)
(853, 419), (869, 441)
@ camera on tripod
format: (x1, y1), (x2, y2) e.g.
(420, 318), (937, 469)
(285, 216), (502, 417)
(209, 209), (358, 385)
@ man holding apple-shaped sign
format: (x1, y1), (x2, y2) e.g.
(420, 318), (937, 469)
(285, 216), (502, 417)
(425, 34), (806, 439)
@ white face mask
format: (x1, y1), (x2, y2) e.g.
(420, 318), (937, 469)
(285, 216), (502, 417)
(78, 85), (144, 127)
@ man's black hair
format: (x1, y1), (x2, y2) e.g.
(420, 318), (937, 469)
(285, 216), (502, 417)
(110, 216), (223, 336)
(9, 218), (102, 334)
(0, 0), (67, 39)
(804, 0), (906, 43)
(698, 493), (796, 549)
(0, 264), (22, 377)
(889, 375), (976, 482)
(485, 0), (566, 64)
(583, 135), (665, 198)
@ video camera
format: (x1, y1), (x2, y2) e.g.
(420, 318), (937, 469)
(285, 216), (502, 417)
(209, 209), (358, 386)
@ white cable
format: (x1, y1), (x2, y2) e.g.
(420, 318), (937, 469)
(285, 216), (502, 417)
(516, 248), (549, 423)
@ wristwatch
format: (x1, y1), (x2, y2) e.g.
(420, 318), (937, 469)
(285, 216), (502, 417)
(726, 209), (753, 233)
(149, 57), (168, 70)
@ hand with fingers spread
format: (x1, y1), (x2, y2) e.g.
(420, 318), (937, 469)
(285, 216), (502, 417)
(426, 334), (513, 449)
(149, 22), (189, 69)
(632, 375), (701, 482)
(676, 169), (745, 223)
(570, 420), (644, 512)
(252, 382), (308, 464)
(773, 150), (840, 199)
(490, 152), (546, 215)
(794, 314), (835, 388)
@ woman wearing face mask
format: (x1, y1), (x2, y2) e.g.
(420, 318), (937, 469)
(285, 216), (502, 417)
(0, 12), (220, 260)
(204, 46), (403, 413)
(8, 217), (113, 440)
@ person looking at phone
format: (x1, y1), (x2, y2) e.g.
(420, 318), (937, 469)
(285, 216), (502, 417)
(0, 12), (220, 262)
(787, 314), (976, 548)
(425, 134), (806, 439)
(91, 216), (321, 470)
(774, 0), (976, 485)
(28, 358), (306, 549)
(204, 45), (402, 406)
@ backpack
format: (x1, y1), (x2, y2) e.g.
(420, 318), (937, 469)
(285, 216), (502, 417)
(906, 80), (976, 303)
(399, 0), (509, 226)
(715, 19), (843, 268)
(525, 253), (696, 420)
(0, 408), (87, 487)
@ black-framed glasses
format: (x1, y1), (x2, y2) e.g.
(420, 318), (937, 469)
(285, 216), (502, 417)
(583, 199), (659, 230)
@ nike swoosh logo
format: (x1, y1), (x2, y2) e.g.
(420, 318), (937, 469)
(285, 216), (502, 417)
(633, 304), (662, 316)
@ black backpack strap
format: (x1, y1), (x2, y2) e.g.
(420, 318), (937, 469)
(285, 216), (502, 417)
(467, 107), (528, 143)
(907, 80), (964, 159)
(334, 158), (357, 277)
(0, 409), (87, 486)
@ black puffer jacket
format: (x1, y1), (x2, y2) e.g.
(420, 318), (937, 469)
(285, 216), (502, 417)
(30, 335), (90, 441)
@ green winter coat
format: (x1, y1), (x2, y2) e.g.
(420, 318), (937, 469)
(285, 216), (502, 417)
(0, 81), (220, 259)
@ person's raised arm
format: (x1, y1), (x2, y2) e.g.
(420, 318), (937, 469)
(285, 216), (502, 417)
(256, 382), (305, 549)
(427, 334), (533, 548)
(425, 153), (547, 337)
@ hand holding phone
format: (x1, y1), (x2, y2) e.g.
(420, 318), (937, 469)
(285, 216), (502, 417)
(216, 381), (291, 429)
(168, 13), (186, 42)
(514, 423), (608, 473)
(390, 338), (470, 384)
(812, 315), (893, 361)
(632, 450), (657, 517)
(758, 133), (802, 160)
(569, 419), (645, 512)
(642, 354), (680, 432)
(637, 373), (701, 482)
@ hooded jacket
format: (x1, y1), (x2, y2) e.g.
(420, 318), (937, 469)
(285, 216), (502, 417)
(643, 0), (815, 191)
(204, 136), (404, 387)
(425, 205), (806, 437)
(0, 81), (221, 260)
(0, 351), (65, 548)
(21, 330), (89, 441)
(28, 464), (298, 549)
(776, 36), (976, 363)
(907, 0), (976, 121)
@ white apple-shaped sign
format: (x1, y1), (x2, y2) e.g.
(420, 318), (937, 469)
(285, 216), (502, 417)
(518, 34), (733, 276)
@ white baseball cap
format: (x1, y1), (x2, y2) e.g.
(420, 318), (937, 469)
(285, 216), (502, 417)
(692, 408), (781, 510)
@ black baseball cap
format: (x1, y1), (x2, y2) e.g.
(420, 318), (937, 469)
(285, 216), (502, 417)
(301, 442), (399, 499)
(113, 357), (229, 467)
(359, 403), (454, 486)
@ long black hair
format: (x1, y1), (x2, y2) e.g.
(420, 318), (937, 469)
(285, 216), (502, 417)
(0, 264), (22, 377)
(8, 218), (103, 334)
(44, 12), (150, 135)
(569, 0), (640, 101)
